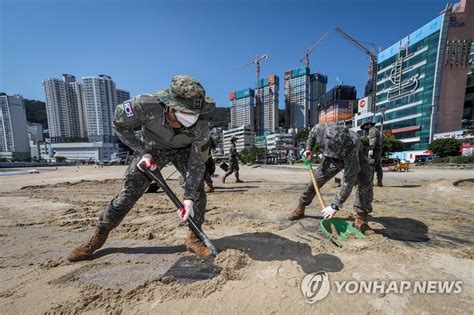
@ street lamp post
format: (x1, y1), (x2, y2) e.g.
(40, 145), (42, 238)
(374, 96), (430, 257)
(380, 109), (386, 139)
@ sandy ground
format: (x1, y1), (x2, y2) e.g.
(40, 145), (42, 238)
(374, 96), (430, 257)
(0, 165), (473, 314)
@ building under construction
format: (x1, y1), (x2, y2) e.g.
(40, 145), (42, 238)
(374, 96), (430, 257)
(318, 85), (356, 124)
(255, 75), (279, 135)
(309, 73), (328, 125)
(229, 88), (255, 130)
(285, 66), (327, 129)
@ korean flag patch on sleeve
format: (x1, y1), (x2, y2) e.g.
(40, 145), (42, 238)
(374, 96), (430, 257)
(124, 101), (134, 118)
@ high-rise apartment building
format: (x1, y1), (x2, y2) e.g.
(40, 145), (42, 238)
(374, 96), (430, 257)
(229, 88), (255, 130)
(82, 75), (118, 143)
(0, 93), (30, 159)
(255, 75), (279, 135)
(309, 73), (328, 126)
(43, 74), (87, 143)
(285, 67), (327, 129)
(116, 89), (131, 104)
(285, 67), (309, 130)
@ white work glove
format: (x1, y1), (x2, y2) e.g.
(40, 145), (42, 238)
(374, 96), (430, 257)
(321, 205), (338, 219)
(139, 154), (157, 171)
(303, 150), (313, 160)
(368, 150), (374, 159)
(177, 199), (194, 223)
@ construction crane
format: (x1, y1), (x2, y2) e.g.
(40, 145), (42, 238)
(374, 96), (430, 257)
(235, 53), (269, 82)
(235, 54), (270, 137)
(335, 26), (377, 113)
(300, 31), (330, 67)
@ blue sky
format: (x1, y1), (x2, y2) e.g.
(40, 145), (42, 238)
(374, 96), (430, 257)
(1, 0), (449, 108)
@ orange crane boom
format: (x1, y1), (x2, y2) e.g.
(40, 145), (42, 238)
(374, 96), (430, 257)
(335, 26), (378, 113)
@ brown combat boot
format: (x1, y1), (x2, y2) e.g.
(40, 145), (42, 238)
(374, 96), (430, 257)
(377, 180), (383, 187)
(205, 183), (215, 193)
(235, 171), (243, 183)
(67, 227), (110, 262)
(186, 230), (211, 258)
(288, 203), (305, 221)
(354, 213), (376, 236)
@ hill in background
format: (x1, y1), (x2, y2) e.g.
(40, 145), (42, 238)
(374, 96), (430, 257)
(25, 99), (47, 128)
(23, 102), (284, 132)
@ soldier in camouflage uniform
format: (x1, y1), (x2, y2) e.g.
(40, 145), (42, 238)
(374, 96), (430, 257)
(361, 121), (383, 187)
(222, 136), (243, 183)
(288, 123), (375, 235)
(68, 75), (216, 262)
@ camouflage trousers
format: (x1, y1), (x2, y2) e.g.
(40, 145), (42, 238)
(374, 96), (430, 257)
(299, 158), (373, 214)
(371, 155), (383, 183)
(204, 168), (213, 186)
(97, 148), (206, 230)
(224, 160), (239, 179)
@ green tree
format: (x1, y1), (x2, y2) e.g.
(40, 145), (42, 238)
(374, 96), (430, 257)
(383, 136), (404, 157)
(428, 138), (462, 157)
(55, 156), (67, 162)
(295, 128), (309, 144)
(207, 107), (230, 129)
(239, 146), (265, 164)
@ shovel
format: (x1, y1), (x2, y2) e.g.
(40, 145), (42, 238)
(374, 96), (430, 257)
(301, 155), (364, 247)
(138, 163), (218, 257)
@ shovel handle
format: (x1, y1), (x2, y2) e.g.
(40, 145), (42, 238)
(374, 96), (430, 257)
(137, 163), (218, 257)
(302, 156), (326, 209)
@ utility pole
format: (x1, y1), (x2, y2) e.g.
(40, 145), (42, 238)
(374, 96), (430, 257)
(380, 109), (386, 140)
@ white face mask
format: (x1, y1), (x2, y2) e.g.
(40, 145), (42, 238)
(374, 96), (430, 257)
(175, 111), (199, 127)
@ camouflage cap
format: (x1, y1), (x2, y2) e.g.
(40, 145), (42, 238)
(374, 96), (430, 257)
(322, 124), (355, 159)
(156, 75), (216, 114)
(360, 120), (375, 130)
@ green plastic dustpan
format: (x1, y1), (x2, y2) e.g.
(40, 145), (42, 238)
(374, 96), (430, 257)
(320, 217), (365, 247)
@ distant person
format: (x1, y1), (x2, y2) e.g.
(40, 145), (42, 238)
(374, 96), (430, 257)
(222, 136), (243, 183)
(67, 75), (216, 262)
(361, 121), (383, 187)
(288, 123), (375, 235)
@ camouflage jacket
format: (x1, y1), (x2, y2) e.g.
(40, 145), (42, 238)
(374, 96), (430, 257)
(368, 126), (382, 155)
(306, 124), (366, 207)
(331, 130), (368, 207)
(229, 144), (240, 166)
(113, 94), (210, 199)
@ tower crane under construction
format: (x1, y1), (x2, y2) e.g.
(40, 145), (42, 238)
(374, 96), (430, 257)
(300, 31), (330, 67)
(335, 26), (377, 113)
(235, 54), (270, 136)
